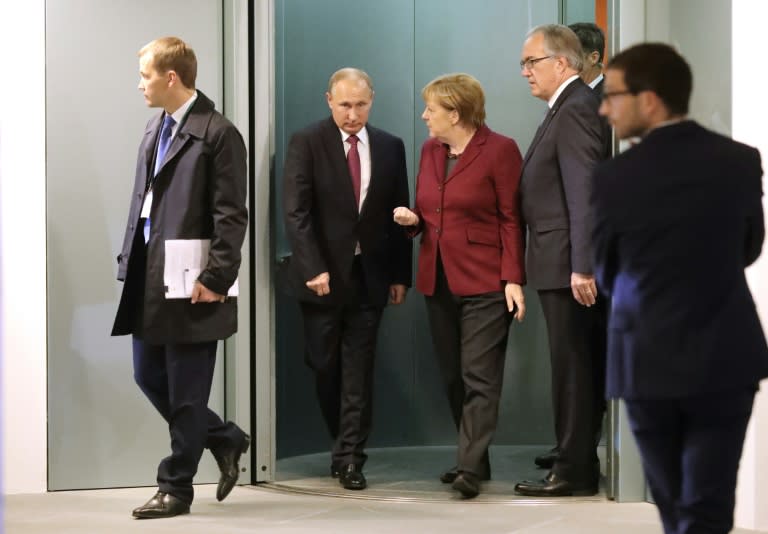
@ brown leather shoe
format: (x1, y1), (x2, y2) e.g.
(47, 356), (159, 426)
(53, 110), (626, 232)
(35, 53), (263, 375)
(132, 491), (190, 519)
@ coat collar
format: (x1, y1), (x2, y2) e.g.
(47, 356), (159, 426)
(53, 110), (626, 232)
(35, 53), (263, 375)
(522, 78), (586, 169)
(142, 91), (216, 178)
(430, 124), (491, 185)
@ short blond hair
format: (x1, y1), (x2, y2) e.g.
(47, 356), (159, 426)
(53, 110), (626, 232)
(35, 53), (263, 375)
(421, 73), (486, 129)
(327, 67), (374, 95)
(139, 36), (197, 89)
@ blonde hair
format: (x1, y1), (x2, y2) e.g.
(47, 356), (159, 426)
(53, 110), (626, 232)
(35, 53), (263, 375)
(139, 36), (197, 89)
(421, 73), (486, 129)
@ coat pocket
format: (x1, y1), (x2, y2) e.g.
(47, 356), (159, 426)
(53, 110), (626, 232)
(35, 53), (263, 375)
(534, 217), (569, 233)
(466, 225), (501, 248)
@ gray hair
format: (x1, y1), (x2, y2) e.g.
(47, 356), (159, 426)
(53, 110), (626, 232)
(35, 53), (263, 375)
(327, 67), (374, 95)
(528, 24), (584, 73)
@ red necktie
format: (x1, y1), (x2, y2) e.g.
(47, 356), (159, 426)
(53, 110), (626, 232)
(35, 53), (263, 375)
(347, 134), (361, 210)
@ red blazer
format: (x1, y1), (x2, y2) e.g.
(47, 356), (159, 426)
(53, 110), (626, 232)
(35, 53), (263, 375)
(413, 125), (525, 296)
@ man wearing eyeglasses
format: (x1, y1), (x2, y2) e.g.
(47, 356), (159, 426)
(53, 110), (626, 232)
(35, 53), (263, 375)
(593, 43), (767, 534)
(514, 24), (608, 497)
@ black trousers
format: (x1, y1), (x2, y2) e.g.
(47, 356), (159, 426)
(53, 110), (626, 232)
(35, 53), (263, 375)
(299, 257), (383, 469)
(132, 337), (245, 504)
(625, 388), (756, 534)
(425, 255), (510, 477)
(128, 227), (244, 503)
(538, 288), (606, 484)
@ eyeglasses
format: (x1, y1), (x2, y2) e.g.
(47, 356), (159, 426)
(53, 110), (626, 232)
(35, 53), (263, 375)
(602, 89), (635, 101)
(519, 55), (553, 70)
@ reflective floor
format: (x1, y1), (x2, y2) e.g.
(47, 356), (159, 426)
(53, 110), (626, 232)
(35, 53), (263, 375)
(272, 445), (606, 503)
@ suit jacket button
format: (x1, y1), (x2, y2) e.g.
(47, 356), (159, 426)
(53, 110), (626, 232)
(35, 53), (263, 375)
(435, 228), (441, 234)
(129, 224), (134, 231)
(436, 208), (441, 213)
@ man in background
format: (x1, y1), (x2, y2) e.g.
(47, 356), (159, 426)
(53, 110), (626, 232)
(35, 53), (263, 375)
(593, 42), (768, 534)
(569, 22), (606, 94)
(570, 21), (613, 161)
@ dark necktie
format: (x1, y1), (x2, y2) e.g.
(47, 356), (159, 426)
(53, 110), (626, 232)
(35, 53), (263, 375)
(144, 114), (176, 242)
(154, 114), (176, 176)
(347, 134), (361, 210)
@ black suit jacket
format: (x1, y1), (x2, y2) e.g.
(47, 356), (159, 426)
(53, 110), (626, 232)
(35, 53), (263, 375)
(590, 77), (613, 158)
(112, 91), (248, 343)
(593, 120), (768, 399)
(520, 78), (606, 289)
(282, 117), (412, 307)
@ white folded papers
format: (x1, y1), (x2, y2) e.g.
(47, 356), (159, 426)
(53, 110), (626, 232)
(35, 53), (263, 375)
(163, 239), (239, 299)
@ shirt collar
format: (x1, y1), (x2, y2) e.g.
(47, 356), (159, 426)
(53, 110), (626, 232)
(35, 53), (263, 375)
(548, 75), (580, 108)
(169, 90), (198, 126)
(340, 125), (369, 146)
(589, 73), (604, 90)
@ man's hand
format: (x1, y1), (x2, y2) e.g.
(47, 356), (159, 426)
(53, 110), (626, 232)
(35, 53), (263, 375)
(389, 284), (407, 305)
(571, 272), (597, 306)
(505, 282), (526, 321)
(393, 207), (419, 226)
(306, 272), (331, 297)
(191, 281), (226, 303)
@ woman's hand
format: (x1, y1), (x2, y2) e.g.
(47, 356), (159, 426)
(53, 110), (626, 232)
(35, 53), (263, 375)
(505, 282), (526, 322)
(393, 207), (419, 226)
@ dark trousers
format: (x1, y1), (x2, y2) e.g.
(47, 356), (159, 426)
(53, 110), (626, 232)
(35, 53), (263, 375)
(625, 388), (756, 534)
(132, 337), (244, 504)
(538, 288), (605, 484)
(425, 255), (510, 477)
(299, 258), (383, 469)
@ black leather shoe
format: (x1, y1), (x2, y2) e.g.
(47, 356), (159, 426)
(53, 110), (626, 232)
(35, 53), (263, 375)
(514, 471), (598, 497)
(452, 472), (480, 498)
(215, 433), (251, 502)
(339, 464), (367, 490)
(440, 466), (491, 483)
(132, 491), (190, 519)
(534, 446), (559, 469)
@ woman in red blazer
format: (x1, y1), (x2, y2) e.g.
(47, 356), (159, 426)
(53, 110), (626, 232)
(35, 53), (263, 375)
(394, 73), (525, 498)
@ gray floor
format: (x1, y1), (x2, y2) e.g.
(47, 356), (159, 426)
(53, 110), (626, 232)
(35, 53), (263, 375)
(6, 485), (768, 534)
(6, 446), (767, 533)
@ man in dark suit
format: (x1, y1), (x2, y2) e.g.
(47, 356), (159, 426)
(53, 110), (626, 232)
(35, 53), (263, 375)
(594, 43), (768, 534)
(569, 22), (605, 95)
(513, 24), (607, 497)
(570, 22), (613, 161)
(282, 68), (412, 491)
(530, 21), (613, 473)
(112, 37), (250, 518)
